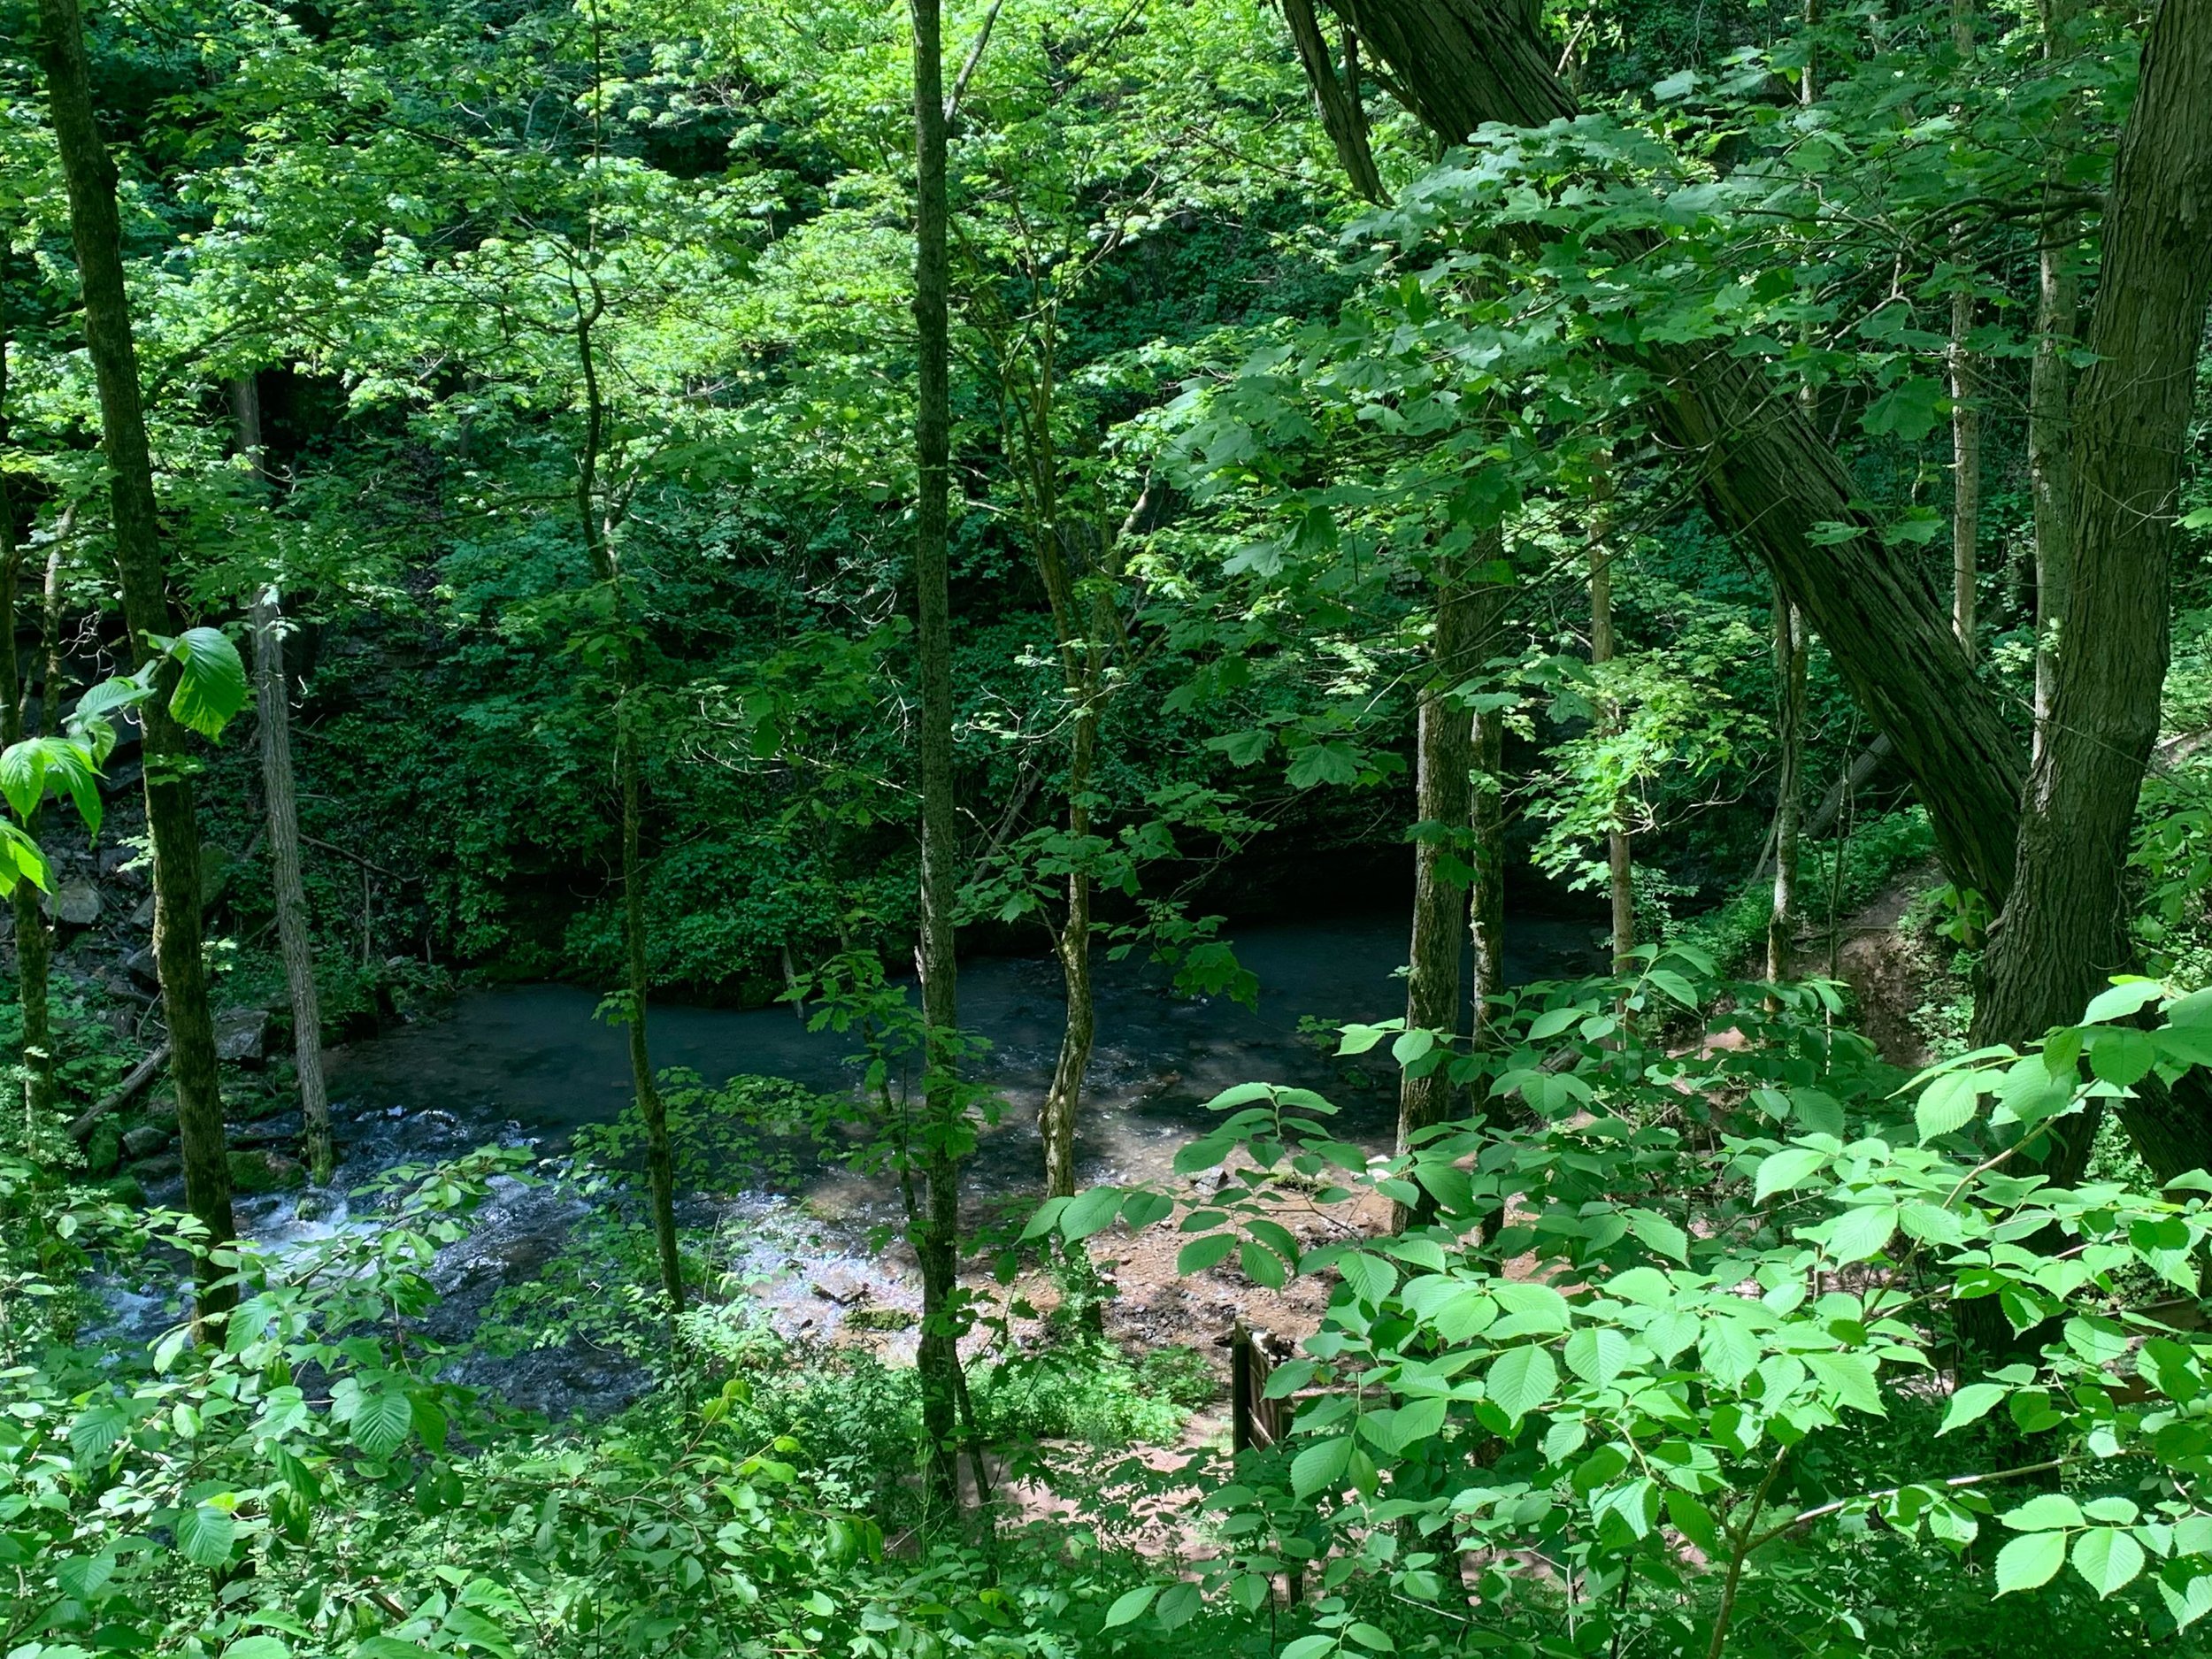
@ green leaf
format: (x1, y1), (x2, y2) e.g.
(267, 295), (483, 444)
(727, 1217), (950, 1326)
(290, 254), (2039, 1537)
(1338, 1251), (1395, 1307)
(1563, 1327), (1632, 1387)
(1156, 1582), (1202, 1630)
(1176, 1234), (1236, 1273)
(1821, 1204), (1897, 1264)
(1486, 1345), (1559, 1422)
(2083, 979), (2165, 1023)
(226, 1640), (292, 1659)
(1754, 1146), (1829, 1203)
(1103, 1586), (1158, 1628)
(2002, 1494), (2084, 1531)
(1803, 1351), (1884, 1416)
(1938, 1383), (2007, 1435)
(1624, 1209), (1688, 1263)
(1346, 1623), (1396, 1652)
(1240, 1239), (1287, 1289)
(1646, 968), (1699, 1008)
(1996, 1531), (2068, 1594)
(1291, 1434), (1354, 1498)
(351, 1389), (415, 1458)
(2072, 1528), (2147, 1597)
(1915, 1071), (1984, 1142)
(165, 627), (250, 739)
(1060, 1187), (1124, 1241)
(175, 1502), (237, 1568)
(1120, 1190), (1173, 1231)
(68, 1402), (128, 1463)
(1279, 1638), (1339, 1659)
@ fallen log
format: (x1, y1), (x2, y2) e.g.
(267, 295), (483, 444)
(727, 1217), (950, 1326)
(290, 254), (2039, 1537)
(68, 1041), (169, 1142)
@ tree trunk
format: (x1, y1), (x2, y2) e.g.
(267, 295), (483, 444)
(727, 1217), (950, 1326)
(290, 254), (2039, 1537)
(1971, 0), (2212, 1187)
(2030, 0), (2083, 768)
(570, 296), (683, 1314)
(619, 713), (683, 1310)
(1396, 566), (1486, 1210)
(229, 376), (334, 1186)
(911, 0), (966, 1519)
(1322, 0), (2025, 908)
(1040, 700), (1094, 1202)
(0, 293), (53, 1128)
(1948, 0), (1980, 660)
(1767, 592), (1808, 983)
(1588, 517), (1632, 971)
(1286, 0), (1385, 204)
(39, 0), (235, 1335)
(1469, 699), (1507, 1033)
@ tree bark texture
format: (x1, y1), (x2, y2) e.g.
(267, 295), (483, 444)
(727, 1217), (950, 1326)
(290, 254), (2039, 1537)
(911, 0), (966, 1518)
(1397, 567), (1489, 1169)
(1285, 0), (1386, 204)
(39, 0), (235, 1333)
(1767, 592), (1808, 983)
(231, 377), (334, 1187)
(1972, 0), (2212, 1186)
(1325, 0), (2025, 908)
(0, 296), (54, 1126)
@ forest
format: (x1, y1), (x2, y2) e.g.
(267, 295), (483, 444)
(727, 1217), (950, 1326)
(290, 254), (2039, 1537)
(4, 0), (2212, 1652)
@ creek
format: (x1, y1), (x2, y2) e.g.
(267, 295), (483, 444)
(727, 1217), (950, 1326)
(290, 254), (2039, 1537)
(114, 909), (1601, 1414)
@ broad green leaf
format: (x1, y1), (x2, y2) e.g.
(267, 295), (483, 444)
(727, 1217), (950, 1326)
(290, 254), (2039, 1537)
(1060, 1186), (1124, 1241)
(1103, 1586), (1158, 1628)
(1563, 1326), (1632, 1387)
(1802, 1351), (1884, 1416)
(1290, 1434), (1353, 1498)
(226, 1640), (291, 1659)
(1995, 1530), (2068, 1594)
(1915, 1071), (1984, 1142)
(166, 626), (250, 739)
(1938, 1383), (2006, 1435)
(1338, 1251), (1395, 1307)
(1279, 1638), (1339, 1659)
(1240, 1239), (1287, 1289)
(1820, 1204), (1897, 1264)
(68, 1402), (128, 1463)
(2072, 1528), (2146, 1597)
(352, 1389), (415, 1458)
(1176, 1234), (1236, 1273)
(1754, 1146), (1829, 1202)
(1486, 1345), (1558, 1422)
(2083, 979), (2165, 1023)
(175, 1502), (237, 1567)
(2001, 1494), (2085, 1532)
(1624, 1209), (1688, 1263)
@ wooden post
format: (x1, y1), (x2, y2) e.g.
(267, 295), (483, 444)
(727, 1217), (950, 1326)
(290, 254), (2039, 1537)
(1231, 1319), (1254, 1454)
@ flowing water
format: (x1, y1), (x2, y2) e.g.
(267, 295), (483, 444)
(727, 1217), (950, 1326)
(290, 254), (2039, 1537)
(115, 910), (1602, 1412)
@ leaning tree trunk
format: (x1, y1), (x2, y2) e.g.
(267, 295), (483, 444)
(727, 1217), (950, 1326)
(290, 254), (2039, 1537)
(0, 299), (54, 1127)
(1971, 0), (2212, 1184)
(1321, 0), (2024, 909)
(1767, 592), (1808, 983)
(911, 0), (967, 1519)
(1396, 565), (1486, 1220)
(230, 377), (334, 1185)
(38, 0), (234, 1333)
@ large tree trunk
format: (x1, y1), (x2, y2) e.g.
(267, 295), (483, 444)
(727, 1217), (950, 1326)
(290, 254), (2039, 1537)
(230, 377), (334, 1186)
(38, 0), (234, 1335)
(1971, 0), (2212, 1183)
(1325, 0), (2025, 909)
(1767, 593), (1808, 983)
(911, 0), (966, 1520)
(0, 300), (54, 1127)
